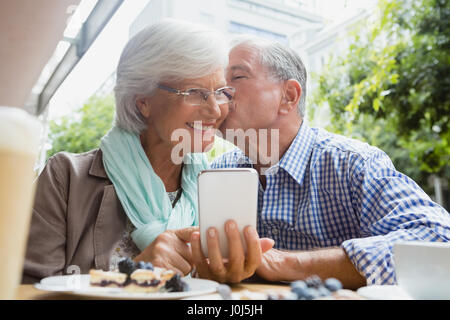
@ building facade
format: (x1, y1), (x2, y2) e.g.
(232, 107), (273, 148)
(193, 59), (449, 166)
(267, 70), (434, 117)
(129, 0), (377, 123)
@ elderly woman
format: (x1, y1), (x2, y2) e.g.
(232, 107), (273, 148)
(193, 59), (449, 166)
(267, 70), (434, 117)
(22, 19), (240, 283)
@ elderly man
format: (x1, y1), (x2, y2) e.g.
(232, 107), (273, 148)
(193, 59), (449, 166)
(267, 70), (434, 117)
(189, 35), (450, 288)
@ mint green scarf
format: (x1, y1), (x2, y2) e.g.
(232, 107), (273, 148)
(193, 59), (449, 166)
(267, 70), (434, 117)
(100, 126), (208, 251)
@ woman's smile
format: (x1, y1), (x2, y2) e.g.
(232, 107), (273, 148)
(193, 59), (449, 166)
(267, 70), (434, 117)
(185, 121), (216, 132)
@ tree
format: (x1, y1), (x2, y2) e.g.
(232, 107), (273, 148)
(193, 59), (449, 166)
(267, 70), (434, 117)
(47, 94), (115, 158)
(310, 0), (449, 206)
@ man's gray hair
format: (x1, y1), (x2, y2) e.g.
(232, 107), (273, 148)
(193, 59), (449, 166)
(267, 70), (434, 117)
(114, 19), (229, 134)
(230, 35), (307, 117)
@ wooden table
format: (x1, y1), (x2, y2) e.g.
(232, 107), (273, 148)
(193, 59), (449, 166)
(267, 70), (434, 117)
(15, 283), (292, 300)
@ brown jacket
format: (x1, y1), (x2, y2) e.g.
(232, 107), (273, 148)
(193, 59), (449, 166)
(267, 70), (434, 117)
(22, 149), (129, 284)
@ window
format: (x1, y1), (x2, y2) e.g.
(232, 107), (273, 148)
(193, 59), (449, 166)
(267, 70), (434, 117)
(228, 21), (288, 44)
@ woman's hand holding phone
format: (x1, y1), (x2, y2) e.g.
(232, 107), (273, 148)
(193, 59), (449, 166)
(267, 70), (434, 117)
(190, 219), (274, 283)
(194, 169), (274, 283)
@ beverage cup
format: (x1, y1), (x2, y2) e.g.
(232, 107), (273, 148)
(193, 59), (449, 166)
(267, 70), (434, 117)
(0, 106), (41, 299)
(394, 241), (450, 299)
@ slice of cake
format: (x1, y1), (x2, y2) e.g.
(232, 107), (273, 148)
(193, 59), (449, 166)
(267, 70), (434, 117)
(124, 267), (176, 293)
(88, 258), (189, 293)
(89, 269), (128, 288)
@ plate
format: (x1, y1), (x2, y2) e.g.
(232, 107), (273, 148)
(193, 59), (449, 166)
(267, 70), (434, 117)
(183, 291), (268, 300)
(34, 275), (219, 300)
(357, 285), (413, 300)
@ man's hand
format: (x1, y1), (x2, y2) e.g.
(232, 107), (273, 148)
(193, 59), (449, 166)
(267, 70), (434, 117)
(256, 249), (301, 282)
(133, 226), (198, 276)
(190, 219), (274, 283)
(255, 247), (367, 290)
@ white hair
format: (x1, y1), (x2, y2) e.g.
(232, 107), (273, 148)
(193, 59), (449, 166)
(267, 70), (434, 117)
(230, 35), (307, 117)
(114, 19), (229, 134)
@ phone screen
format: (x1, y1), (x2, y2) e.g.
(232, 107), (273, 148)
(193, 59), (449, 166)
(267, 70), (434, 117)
(198, 168), (258, 258)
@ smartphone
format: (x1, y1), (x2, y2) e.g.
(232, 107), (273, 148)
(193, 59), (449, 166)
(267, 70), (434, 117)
(198, 168), (259, 258)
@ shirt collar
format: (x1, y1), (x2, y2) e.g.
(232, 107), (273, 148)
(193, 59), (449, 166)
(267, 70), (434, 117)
(89, 149), (108, 179)
(233, 122), (317, 186)
(278, 121), (317, 186)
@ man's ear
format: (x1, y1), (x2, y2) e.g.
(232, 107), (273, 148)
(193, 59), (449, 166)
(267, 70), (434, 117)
(136, 97), (151, 118)
(279, 79), (302, 115)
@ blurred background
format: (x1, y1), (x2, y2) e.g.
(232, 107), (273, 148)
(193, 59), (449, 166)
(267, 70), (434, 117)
(0, 0), (448, 209)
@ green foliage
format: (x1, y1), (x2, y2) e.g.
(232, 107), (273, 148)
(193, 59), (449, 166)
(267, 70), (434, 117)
(311, 0), (450, 190)
(47, 94), (115, 158)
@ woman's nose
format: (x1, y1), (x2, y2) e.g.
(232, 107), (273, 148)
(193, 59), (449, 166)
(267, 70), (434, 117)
(200, 95), (221, 119)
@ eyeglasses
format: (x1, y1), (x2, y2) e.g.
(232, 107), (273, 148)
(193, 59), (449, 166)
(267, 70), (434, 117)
(157, 84), (235, 106)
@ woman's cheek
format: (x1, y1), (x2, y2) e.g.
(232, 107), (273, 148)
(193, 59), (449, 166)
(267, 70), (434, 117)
(217, 103), (230, 125)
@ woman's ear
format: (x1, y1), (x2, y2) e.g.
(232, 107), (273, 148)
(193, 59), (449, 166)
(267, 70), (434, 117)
(279, 79), (302, 115)
(136, 97), (151, 118)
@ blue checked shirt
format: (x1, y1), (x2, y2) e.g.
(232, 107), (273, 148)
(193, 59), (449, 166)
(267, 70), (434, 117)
(211, 123), (450, 285)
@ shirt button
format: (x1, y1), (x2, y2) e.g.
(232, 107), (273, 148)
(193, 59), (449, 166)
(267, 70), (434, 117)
(272, 228), (278, 235)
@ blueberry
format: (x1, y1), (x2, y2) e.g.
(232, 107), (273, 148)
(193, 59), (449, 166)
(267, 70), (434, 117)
(146, 262), (154, 270)
(305, 275), (323, 288)
(324, 278), (343, 292)
(317, 286), (331, 297)
(165, 274), (189, 292)
(118, 258), (137, 276)
(217, 284), (232, 300)
(290, 280), (308, 291)
(291, 281), (310, 300)
(303, 287), (320, 300)
(136, 261), (154, 271)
